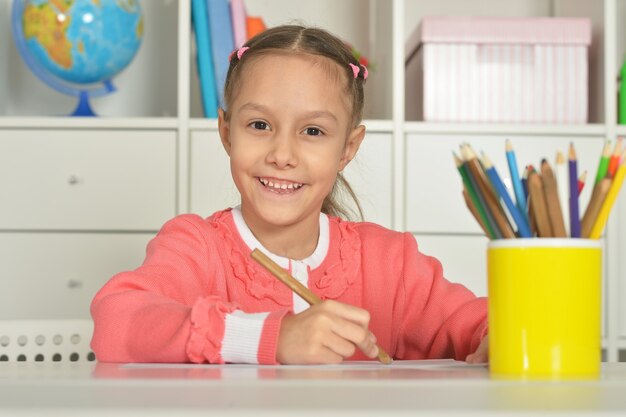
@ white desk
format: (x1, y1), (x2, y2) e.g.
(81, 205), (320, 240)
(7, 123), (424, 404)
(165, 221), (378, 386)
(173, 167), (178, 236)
(1, 360), (626, 416)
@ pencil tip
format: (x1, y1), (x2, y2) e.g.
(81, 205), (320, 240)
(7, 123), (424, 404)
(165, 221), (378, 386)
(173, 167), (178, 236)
(556, 150), (565, 164)
(569, 143), (577, 159)
(505, 139), (513, 151)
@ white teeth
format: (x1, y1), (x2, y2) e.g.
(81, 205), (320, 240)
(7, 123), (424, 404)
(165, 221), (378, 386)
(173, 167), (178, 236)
(258, 177), (303, 190)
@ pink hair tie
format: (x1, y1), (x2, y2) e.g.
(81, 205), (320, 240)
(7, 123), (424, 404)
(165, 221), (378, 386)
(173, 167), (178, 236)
(349, 63), (368, 80)
(237, 47), (249, 60)
(229, 46), (250, 62)
(349, 63), (359, 78)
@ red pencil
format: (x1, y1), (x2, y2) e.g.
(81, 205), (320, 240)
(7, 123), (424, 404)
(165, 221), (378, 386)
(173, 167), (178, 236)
(578, 170), (587, 196)
(607, 137), (623, 178)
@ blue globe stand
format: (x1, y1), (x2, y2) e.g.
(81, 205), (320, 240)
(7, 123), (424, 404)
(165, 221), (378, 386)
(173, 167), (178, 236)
(72, 91), (96, 117)
(71, 81), (115, 117)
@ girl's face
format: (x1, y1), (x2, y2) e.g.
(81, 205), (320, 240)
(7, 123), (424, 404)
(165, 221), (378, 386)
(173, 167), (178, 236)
(219, 53), (365, 232)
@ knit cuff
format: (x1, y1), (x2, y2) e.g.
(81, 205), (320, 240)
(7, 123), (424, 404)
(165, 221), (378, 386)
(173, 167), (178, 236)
(258, 309), (291, 365)
(221, 310), (270, 364)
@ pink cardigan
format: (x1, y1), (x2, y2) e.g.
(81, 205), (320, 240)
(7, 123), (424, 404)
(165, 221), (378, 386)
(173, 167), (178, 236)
(90, 209), (487, 364)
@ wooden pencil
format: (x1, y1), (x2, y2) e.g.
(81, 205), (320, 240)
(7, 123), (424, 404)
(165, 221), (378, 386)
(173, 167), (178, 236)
(569, 143), (582, 238)
(462, 188), (490, 236)
(541, 158), (567, 237)
(521, 166), (529, 203)
(555, 151), (570, 235)
(578, 171), (587, 196)
(505, 139), (527, 216)
(459, 146), (502, 239)
(589, 159), (626, 239)
(594, 140), (612, 185)
(528, 170), (553, 237)
(581, 178), (612, 238)
(461, 145), (515, 239)
(250, 249), (393, 365)
(454, 152), (496, 238)
(607, 137), (623, 178)
(527, 194), (538, 236)
(482, 152), (532, 238)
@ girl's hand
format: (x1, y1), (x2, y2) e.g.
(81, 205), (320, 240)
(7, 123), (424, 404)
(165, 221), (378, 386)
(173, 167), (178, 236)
(465, 335), (489, 364)
(276, 300), (379, 364)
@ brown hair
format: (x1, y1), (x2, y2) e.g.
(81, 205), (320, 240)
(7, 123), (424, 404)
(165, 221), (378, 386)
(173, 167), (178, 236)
(222, 25), (367, 221)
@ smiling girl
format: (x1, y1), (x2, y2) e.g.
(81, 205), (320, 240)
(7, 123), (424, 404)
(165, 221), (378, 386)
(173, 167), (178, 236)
(90, 25), (488, 365)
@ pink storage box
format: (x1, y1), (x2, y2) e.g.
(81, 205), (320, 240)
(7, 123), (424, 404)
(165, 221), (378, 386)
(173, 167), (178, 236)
(405, 17), (592, 123)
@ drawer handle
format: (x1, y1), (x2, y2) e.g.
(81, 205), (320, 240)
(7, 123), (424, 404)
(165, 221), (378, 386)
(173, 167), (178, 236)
(68, 175), (81, 185)
(67, 279), (83, 289)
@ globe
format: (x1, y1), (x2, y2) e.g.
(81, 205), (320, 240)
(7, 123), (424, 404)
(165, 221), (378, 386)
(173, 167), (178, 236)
(11, 0), (143, 116)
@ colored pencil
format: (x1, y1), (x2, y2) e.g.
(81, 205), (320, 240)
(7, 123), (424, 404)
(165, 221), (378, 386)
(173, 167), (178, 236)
(526, 165), (537, 236)
(594, 140), (612, 185)
(461, 145), (515, 239)
(521, 166), (529, 203)
(578, 171), (587, 196)
(607, 138), (623, 178)
(589, 159), (626, 239)
(568, 143), (581, 237)
(250, 248), (393, 364)
(541, 158), (567, 237)
(462, 188), (490, 237)
(482, 152), (532, 238)
(555, 151), (570, 235)
(505, 139), (527, 216)
(454, 153), (496, 239)
(581, 178), (612, 238)
(528, 169), (553, 237)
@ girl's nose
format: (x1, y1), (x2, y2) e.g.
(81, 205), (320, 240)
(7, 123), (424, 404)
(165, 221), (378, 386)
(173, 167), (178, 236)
(266, 131), (298, 168)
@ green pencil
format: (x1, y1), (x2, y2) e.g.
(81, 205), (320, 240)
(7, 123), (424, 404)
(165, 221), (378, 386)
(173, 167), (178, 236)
(594, 140), (612, 185)
(453, 152), (496, 239)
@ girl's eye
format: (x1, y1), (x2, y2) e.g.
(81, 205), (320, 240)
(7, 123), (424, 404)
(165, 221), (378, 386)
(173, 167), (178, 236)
(305, 127), (322, 136)
(251, 121), (269, 130)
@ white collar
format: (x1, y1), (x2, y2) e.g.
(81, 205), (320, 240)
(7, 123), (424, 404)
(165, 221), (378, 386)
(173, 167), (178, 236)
(231, 206), (329, 270)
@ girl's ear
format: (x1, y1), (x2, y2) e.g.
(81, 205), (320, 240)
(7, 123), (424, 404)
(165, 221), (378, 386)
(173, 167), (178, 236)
(218, 108), (232, 156)
(339, 124), (366, 171)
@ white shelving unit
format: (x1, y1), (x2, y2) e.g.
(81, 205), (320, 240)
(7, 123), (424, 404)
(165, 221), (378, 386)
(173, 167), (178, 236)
(0, 0), (624, 361)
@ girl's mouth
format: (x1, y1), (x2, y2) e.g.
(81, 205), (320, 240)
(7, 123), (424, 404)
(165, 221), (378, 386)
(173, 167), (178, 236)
(257, 177), (304, 194)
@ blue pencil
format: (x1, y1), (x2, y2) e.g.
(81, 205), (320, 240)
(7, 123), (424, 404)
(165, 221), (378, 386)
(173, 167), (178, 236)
(568, 143), (581, 237)
(505, 139), (528, 217)
(482, 152), (533, 238)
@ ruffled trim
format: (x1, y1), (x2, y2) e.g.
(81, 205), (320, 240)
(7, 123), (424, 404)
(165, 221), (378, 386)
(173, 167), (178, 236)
(209, 210), (290, 306)
(208, 210), (362, 304)
(311, 218), (361, 300)
(187, 296), (239, 364)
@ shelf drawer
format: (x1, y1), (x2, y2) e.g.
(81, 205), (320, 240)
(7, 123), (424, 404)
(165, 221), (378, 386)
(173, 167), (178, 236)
(405, 134), (604, 234)
(0, 232), (154, 319)
(0, 130), (176, 231)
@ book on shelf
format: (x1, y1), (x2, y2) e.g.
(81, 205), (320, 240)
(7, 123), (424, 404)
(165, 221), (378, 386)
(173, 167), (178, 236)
(207, 0), (235, 104)
(191, 0), (268, 118)
(191, 0), (218, 118)
(230, 0), (247, 48)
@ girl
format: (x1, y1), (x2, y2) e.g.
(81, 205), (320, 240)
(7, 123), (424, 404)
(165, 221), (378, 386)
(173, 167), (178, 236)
(91, 25), (488, 365)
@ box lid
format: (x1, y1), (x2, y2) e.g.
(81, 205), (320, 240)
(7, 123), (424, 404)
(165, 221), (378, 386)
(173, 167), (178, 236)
(413, 16), (591, 47)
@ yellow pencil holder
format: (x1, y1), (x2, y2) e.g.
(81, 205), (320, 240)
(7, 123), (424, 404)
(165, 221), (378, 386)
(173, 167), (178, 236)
(487, 239), (602, 380)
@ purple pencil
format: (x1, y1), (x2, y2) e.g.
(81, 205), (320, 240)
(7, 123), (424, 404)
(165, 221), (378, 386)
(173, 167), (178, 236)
(569, 143), (581, 237)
